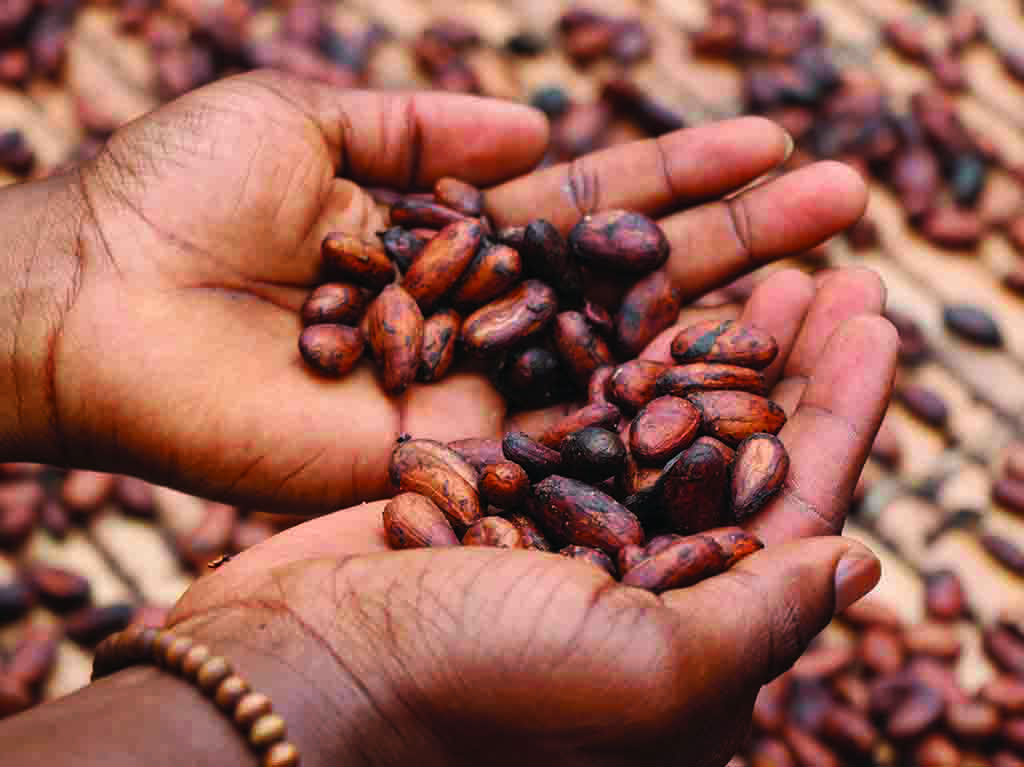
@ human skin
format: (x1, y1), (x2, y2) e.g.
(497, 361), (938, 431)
(0, 70), (896, 766)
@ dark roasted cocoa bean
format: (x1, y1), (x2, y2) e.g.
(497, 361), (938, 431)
(451, 242), (521, 307)
(0, 580), (33, 624)
(506, 512), (551, 551)
(39, 499), (69, 539)
(61, 472), (113, 516)
(660, 438), (730, 534)
(569, 209), (669, 274)
(365, 284), (424, 394)
(687, 391), (787, 446)
(898, 384), (948, 428)
(606, 360), (667, 412)
(462, 516), (525, 547)
(994, 477), (1024, 515)
(553, 102), (612, 158)
(390, 198), (467, 229)
(629, 395), (701, 464)
(503, 432), (562, 481)
(418, 309), (461, 382)
(494, 346), (570, 408)
(301, 283), (369, 326)
(478, 462), (529, 509)
(496, 225), (526, 249)
(559, 427), (626, 483)
(529, 475), (644, 554)
(859, 626), (906, 674)
(552, 311), (614, 388)
(538, 402), (621, 448)
(0, 130), (33, 175)
(434, 177), (483, 217)
(321, 232), (395, 289)
(23, 564), (90, 612)
(378, 227), (429, 272)
(620, 533), (727, 592)
(701, 526), (763, 567)
(943, 304), (1003, 347)
(891, 146), (941, 220)
(656, 363), (765, 397)
(981, 533), (1024, 574)
(462, 280), (558, 354)
(64, 603), (137, 647)
(886, 309), (930, 365)
(299, 324), (364, 377)
(559, 544), (616, 575)
(383, 492), (460, 549)
(601, 78), (683, 136)
(448, 438), (504, 472)
(582, 301), (613, 337)
(671, 320), (778, 369)
(731, 433), (789, 520)
(402, 219), (482, 312)
(620, 454), (662, 496)
(588, 365), (614, 405)
(521, 220), (583, 307)
(909, 656), (969, 707)
(114, 476), (155, 518)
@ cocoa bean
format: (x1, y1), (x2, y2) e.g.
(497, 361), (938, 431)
(390, 198), (467, 229)
(629, 395), (701, 464)
(382, 493), (459, 549)
(0, 675), (31, 718)
(994, 477), (1024, 514)
(781, 724), (840, 767)
(478, 462), (529, 509)
(529, 475), (644, 554)
(554, 102), (611, 158)
(620, 533), (727, 593)
(753, 676), (790, 733)
(846, 217), (879, 250)
(538, 402), (621, 448)
(982, 675), (1024, 714)
(616, 542), (647, 576)
(0, 481), (40, 547)
(61, 471), (113, 515)
(559, 545), (616, 576)
(891, 146), (940, 220)
(496, 225), (526, 249)
(949, 154), (986, 207)
(820, 703), (877, 754)
(982, 533), (1024, 574)
(462, 280), (558, 354)
(559, 427), (626, 483)
(462, 516), (524, 548)
(505, 512), (551, 551)
(502, 432), (562, 481)
(64, 603), (137, 647)
(7, 625), (57, 689)
(888, 683), (945, 740)
(568, 210), (669, 274)
(588, 365), (614, 405)
(390, 439), (479, 490)
(390, 463), (480, 532)
(905, 621), (962, 660)
(601, 78), (683, 135)
(832, 673), (870, 713)
(914, 733), (961, 767)
(450, 242), (521, 307)
(321, 232), (395, 290)
(948, 8), (982, 50)
(884, 19), (928, 61)
(994, 750), (1024, 767)
(946, 701), (1001, 740)
(606, 360), (667, 412)
(748, 737), (795, 767)
(378, 227), (429, 273)
(925, 570), (967, 621)
(660, 436), (732, 534)
(521, 220), (583, 306)
(700, 526), (763, 567)
(39, 499), (69, 539)
(620, 454), (662, 495)
(300, 283), (369, 326)
(418, 309), (461, 382)
(298, 324), (364, 377)
(670, 320), (778, 370)
(114, 476), (155, 518)
(859, 626), (906, 674)
(943, 304), (1002, 347)
(447, 438), (504, 473)
(552, 311), (614, 387)
(365, 284), (424, 394)
(886, 309), (930, 365)
(433, 177), (483, 217)
(0, 580), (33, 624)
(23, 564), (90, 612)
(687, 391), (787, 446)
(493, 346), (570, 408)
(731, 433), (789, 520)
(178, 503), (236, 570)
(1007, 717), (1024, 749)
(656, 363), (766, 397)
(564, 21), (615, 63)
(898, 384), (948, 428)
(920, 206), (984, 249)
(582, 301), (613, 336)
(0, 130), (33, 175)
(908, 657), (970, 707)
(791, 644), (854, 680)
(402, 219), (482, 312)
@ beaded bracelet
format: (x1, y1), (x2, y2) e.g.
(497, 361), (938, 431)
(92, 626), (300, 767)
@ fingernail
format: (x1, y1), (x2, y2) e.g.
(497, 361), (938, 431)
(833, 551), (881, 615)
(782, 131), (794, 164)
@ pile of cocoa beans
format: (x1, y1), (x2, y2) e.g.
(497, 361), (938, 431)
(379, 312), (790, 593)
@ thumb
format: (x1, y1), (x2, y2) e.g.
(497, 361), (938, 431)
(662, 537), (880, 688)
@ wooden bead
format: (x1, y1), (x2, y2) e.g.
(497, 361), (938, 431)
(215, 674), (250, 710)
(197, 655), (231, 693)
(249, 713), (286, 748)
(234, 692), (272, 727)
(164, 636), (194, 670)
(181, 644), (211, 678)
(263, 741), (300, 767)
(152, 632), (176, 667)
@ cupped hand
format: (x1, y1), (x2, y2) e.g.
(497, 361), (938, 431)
(35, 69), (871, 513)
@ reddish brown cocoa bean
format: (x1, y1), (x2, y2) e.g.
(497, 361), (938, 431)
(461, 280), (558, 355)
(538, 402), (621, 448)
(929, 51), (965, 90)
(64, 603), (137, 647)
(321, 232), (395, 290)
(888, 683), (945, 740)
(620, 454), (662, 496)
(521, 220), (584, 306)
(378, 227), (429, 273)
(402, 219), (482, 312)
(884, 19), (928, 61)
(114, 476), (155, 518)
(564, 20), (615, 63)
(463, 517), (525, 547)
(383, 493), (460, 549)
(948, 8), (982, 50)
(914, 733), (962, 767)
(559, 427), (626, 483)
(0, 580), (33, 624)
(569, 210), (669, 274)
(434, 177), (483, 217)
(365, 284), (424, 394)
(390, 198), (467, 229)
(601, 77), (682, 134)
(832, 673), (870, 713)
(656, 363), (766, 397)
(981, 533), (1024, 574)
(447, 438), (504, 472)
(450, 242), (521, 307)
(505, 513), (551, 551)
(670, 320), (778, 369)
(700, 526), (763, 567)
(986, 626), (1024, 676)
(23, 564), (90, 612)
(616, 543), (647, 576)
(629, 395), (701, 464)
(753, 675), (791, 733)
(588, 365), (615, 405)
(615, 270), (681, 356)
(687, 391), (787, 446)
(993, 477), (1024, 515)
(908, 657), (970, 707)
(178, 503), (236, 570)
(502, 432), (562, 481)
(552, 311), (614, 387)
(583, 301), (613, 336)
(887, 309), (930, 365)
(731, 433), (789, 520)
(660, 437), (732, 535)
(925, 570), (967, 620)
(389, 441), (480, 530)
(920, 207), (984, 249)
(821, 703), (877, 754)
(478, 462), (529, 509)
(748, 737), (795, 767)
(782, 724), (841, 767)
(418, 309), (461, 382)
(529, 475), (644, 554)
(298, 324), (365, 377)
(559, 545), (616, 576)
(859, 626), (906, 674)
(390, 440), (479, 490)
(905, 621), (962, 660)
(891, 146), (941, 219)
(606, 360), (667, 412)
(300, 283), (369, 326)
(946, 701), (1001, 740)
(982, 675), (1024, 714)
(6, 625), (58, 689)
(39, 499), (69, 539)
(61, 471), (114, 515)
(620, 533), (727, 593)
(0, 481), (40, 547)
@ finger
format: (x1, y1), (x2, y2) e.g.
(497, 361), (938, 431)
(737, 269), (816, 388)
(771, 267), (887, 413)
(659, 162), (867, 302)
(661, 537), (880, 688)
(748, 315), (899, 544)
(485, 117), (791, 230)
(241, 71), (549, 188)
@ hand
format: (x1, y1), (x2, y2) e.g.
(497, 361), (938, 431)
(10, 69), (868, 513)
